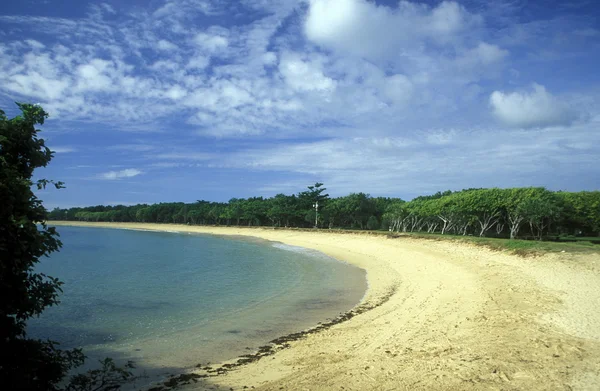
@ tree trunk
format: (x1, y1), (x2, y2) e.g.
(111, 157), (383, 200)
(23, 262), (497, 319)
(426, 222), (438, 233)
(439, 216), (449, 235)
(478, 214), (499, 237)
(508, 213), (523, 239)
(496, 223), (505, 235)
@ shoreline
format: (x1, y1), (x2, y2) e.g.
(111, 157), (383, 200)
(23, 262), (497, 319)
(49, 221), (600, 390)
(49, 222), (378, 387)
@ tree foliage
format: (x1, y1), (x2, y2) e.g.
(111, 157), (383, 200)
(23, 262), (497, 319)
(0, 103), (136, 390)
(0, 103), (81, 390)
(384, 187), (596, 239)
(48, 185), (600, 239)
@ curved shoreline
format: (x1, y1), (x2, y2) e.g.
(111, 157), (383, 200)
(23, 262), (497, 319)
(50, 222), (600, 391)
(49, 222), (378, 388)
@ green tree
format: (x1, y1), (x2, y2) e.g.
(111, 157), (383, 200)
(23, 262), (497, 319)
(459, 189), (503, 237)
(557, 191), (600, 236)
(502, 188), (530, 239)
(520, 190), (562, 240)
(298, 183), (329, 227)
(339, 193), (376, 229)
(0, 104), (135, 390)
(366, 215), (379, 230)
(383, 201), (409, 232)
(322, 197), (346, 228)
(502, 187), (554, 239)
(0, 103), (83, 390)
(267, 194), (297, 227)
(227, 198), (245, 226)
(433, 195), (462, 235)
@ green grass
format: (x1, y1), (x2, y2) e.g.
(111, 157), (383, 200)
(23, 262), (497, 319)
(385, 232), (599, 257)
(558, 236), (600, 242)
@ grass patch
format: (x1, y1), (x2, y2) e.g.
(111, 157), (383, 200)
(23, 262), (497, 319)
(386, 232), (599, 257)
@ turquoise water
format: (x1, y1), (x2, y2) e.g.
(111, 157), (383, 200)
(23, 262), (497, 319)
(28, 226), (366, 383)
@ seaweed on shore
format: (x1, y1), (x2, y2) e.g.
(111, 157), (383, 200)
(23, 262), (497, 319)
(154, 286), (397, 389)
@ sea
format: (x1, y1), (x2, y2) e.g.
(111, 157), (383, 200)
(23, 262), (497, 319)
(28, 226), (366, 386)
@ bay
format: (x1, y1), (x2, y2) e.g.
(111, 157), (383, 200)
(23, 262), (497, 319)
(28, 226), (366, 385)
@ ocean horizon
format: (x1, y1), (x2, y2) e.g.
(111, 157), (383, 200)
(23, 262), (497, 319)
(28, 225), (366, 386)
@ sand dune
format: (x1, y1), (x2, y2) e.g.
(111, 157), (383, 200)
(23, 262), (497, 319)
(50, 222), (600, 390)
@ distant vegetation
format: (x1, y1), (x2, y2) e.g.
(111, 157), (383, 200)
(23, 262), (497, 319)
(49, 185), (599, 241)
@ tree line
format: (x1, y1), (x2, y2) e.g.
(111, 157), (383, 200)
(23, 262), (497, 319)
(49, 185), (600, 239)
(384, 188), (599, 239)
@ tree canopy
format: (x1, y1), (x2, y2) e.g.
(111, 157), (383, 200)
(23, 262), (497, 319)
(48, 186), (600, 240)
(0, 103), (80, 390)
(1, 104), (136, 390)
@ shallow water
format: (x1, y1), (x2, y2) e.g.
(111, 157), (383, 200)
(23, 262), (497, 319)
(28, 226), (366, 384)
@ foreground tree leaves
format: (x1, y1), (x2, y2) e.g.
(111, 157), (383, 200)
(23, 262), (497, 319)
(0, 103), (138, 390)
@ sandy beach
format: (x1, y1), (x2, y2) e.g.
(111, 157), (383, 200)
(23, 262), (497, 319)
(50, 222), (600, 390)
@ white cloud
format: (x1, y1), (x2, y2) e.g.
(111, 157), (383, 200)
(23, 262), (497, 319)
(154, 152), (213, 161)
(220, 122), (600, 196)
(187, 55), (210, 70)
(76, 59), (115, 92)
(262, 52), (277, 66)
(99, 3), (116, 14)
(279, 52), (335, 92)
(51, 146), (76, 153)
(7, 72), (70, 101)
(108, 144), (156, 152)
(490, 84), (578, 128)
(156, 39), (178, 51)
(25, 39), (45, 49)
(428, 1), (472, 35)
(165, 85), (188, 100)
(474, 43), (509, 65)
(383, 74), (413, 105)
(304, 0), (479, 60)
(99, 168), (143, 180)
(455, 42), (509, 68)
(194, 32), (228, 52)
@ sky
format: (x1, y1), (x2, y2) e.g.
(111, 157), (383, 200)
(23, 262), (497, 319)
(1, 0), (599, 208)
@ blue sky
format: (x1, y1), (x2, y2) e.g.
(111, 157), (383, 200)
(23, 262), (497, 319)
(1, 0), (599, 208)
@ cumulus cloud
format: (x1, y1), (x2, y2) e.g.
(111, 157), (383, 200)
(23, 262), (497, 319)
(490, 84), (579, 128)
(304, 0), (480, 60)
(99, 168), (143, 180)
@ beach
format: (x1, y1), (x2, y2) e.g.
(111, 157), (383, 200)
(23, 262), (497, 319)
(50, 222), (600, 390)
